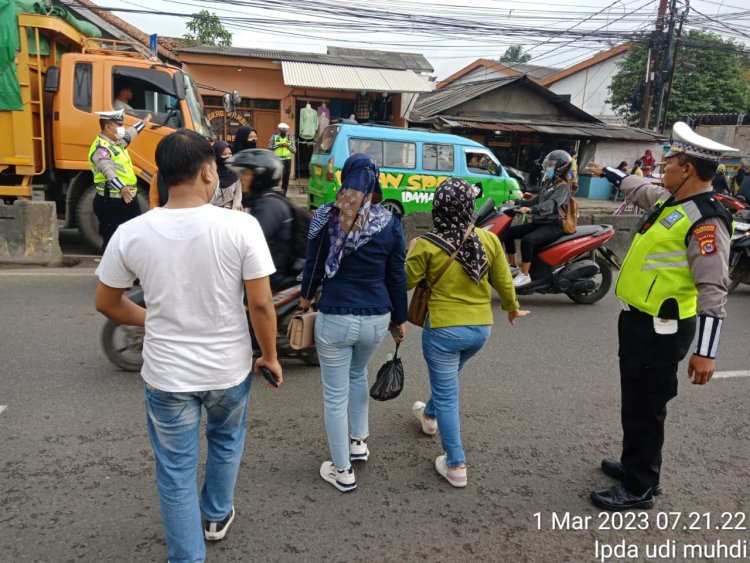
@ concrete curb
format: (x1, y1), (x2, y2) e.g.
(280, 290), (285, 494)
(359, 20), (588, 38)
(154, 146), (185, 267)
(0, 201), (64, 267)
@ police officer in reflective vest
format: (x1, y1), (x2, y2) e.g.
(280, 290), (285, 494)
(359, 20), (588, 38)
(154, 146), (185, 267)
(585, 122), (735, 511)
(267, 122), (295, 196)
(89, 109), (151, 251)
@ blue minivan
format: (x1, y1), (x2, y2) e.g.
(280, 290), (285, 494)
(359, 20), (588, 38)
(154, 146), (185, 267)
(308, 123), (521, 213)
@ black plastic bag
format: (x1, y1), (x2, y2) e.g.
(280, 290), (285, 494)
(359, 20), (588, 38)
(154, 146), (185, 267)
(370, 344), (404, 401)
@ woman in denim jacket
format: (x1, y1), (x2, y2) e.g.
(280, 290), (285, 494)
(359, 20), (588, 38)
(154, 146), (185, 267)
(300, 153), (408, 492)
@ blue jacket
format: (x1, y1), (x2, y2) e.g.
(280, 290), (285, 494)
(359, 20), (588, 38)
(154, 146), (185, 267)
(301, 214), (408, 324)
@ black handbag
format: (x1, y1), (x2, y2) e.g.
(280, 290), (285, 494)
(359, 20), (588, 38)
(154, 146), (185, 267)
(369, 344), (404, 401)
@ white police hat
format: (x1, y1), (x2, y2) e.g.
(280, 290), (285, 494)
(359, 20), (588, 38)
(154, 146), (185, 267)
(665, 121), (737, 162)
(277, 122), (289, 130)
(95, 109), (125, 122)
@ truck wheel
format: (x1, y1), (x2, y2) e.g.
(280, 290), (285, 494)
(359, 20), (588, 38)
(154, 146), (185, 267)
(76, 186), (102, 251)
(76, 186), (149, 252)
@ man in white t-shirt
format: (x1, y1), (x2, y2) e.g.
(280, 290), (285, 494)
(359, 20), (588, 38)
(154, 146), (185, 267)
(95, 129), (281, 562)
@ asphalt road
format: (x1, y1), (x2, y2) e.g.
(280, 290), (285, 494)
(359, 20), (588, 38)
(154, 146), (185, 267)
(1, 269), (748, 563)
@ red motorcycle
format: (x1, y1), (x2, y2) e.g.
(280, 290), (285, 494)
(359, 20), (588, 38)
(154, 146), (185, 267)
(475, 199), (620, 304)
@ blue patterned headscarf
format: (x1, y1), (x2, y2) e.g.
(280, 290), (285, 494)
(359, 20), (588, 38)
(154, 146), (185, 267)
(308, 153), (392, 278)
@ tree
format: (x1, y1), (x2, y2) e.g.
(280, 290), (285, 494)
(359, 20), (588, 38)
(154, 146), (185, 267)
(608, 31), (750, 128)
(184, 10), (232, 47)
(500, 45), (531, 64)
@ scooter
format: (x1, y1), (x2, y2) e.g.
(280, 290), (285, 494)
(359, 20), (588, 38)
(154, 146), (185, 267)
(475, 198), (620, 304)
(729, 209), (750, 292)
(101, 283), (319, 372)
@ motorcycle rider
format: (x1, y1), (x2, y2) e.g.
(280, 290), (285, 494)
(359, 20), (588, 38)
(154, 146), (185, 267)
(227, 149), (296, 290)
(501, 149), (572, 287)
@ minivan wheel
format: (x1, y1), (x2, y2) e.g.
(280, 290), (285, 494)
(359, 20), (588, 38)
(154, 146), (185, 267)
(381, 200), (403, 215)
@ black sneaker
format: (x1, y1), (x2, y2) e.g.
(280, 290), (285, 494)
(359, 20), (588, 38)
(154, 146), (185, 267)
(204, 506), (235, 541)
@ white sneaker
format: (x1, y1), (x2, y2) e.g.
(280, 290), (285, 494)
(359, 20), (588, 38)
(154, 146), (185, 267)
(350, 437), (369, 462)
(435, 455), (467, 488)
(204, 506), (235, 541)
(513, 273), (532, 287)
(319, 461), (357, 492)
(412, 401), (437, 435)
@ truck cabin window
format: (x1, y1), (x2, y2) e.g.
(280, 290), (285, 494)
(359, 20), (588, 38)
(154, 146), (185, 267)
(112, 67), (181, 128)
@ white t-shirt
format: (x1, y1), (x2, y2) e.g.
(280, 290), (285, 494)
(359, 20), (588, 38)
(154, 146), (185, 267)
(96, 205), (275, 392)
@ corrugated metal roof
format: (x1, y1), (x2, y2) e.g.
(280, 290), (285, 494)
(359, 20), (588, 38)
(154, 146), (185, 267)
(177, 45), (432, 71)
(433, 116), (663, 142)
(412, 77), (519, 120)
(326, 47), (433, 73)
(491, 62), (560, 80)
(281, 62), (432, 93)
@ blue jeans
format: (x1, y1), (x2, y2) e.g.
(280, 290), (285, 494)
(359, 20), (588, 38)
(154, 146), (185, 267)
(315, 312), (391, 469)
(144, 375), (251, 563)
(422, 322), (491, 468)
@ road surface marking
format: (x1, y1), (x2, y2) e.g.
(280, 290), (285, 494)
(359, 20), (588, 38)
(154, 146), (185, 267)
(0, 406), (7, 415)
(714, 371), (750, 379)
(0, 271), (96, 277)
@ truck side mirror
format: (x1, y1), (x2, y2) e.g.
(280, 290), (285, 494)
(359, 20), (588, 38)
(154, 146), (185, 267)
(44, 66), (59, 93)
(222, 93), (233, 113)
(172, 71), (186, 100)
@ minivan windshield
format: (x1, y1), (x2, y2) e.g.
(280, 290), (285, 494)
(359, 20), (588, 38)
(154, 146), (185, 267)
(314, 126), (340, 155)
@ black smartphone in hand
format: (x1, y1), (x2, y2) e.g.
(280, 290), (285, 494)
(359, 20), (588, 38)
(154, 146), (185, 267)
(259, 366), (278, 387)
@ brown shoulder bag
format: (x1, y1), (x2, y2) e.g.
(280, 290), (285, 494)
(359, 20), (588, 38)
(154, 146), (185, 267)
(407, 224), (474, 327)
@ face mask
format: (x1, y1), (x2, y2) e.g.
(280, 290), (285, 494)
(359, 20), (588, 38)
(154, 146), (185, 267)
(221, 154), (231, 160)
(208, 170), (221, 201)
(115, 126), (126, 139)
(247, 139), (257, 149)
(544, 168), (555, 180)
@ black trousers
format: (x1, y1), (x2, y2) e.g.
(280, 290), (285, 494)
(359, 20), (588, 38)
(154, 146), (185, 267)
(280, 159), (291, 196)
(93, 193), (141, 252)
(501, 221), (563, 263)
(617, 310), (696, 494)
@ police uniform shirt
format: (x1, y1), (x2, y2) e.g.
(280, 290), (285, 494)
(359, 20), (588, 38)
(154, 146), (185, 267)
(616, 174), (730, 319)
(90, 122), (143, 190)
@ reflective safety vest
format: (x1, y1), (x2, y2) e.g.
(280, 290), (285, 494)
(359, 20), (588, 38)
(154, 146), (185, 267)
(615, 195), (730, 319)
(272, 134), (293, 160)
(88, 135), (138, 196)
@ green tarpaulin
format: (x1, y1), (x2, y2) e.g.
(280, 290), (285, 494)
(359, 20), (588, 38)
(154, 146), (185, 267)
(0, 0), (23, 110)
(0, 0), (102, 111)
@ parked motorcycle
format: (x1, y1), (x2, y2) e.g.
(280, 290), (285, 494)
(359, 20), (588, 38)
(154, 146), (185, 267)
(729, 209), (750, 292)
(102, 283), (319, 372)
(476, 198), (620, 304)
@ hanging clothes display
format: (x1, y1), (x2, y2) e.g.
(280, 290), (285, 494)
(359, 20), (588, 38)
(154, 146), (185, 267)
(317, 102), (330, 135)
(356, 94), (370, 120)
(299, 103), (318, 140)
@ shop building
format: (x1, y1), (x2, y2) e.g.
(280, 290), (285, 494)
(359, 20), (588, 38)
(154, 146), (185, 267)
(176, 45), (434, 179)
(409, 74), (663, 197)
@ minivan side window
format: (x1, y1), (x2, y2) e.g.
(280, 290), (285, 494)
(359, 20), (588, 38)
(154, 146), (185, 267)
(315, 126), (340, 155)
(73, 63), (92, 112)
(384, 141), (416, 169)
(423, 144), (454, 172)
(465, 150), (499, 176)
(348, 138), (383, 164)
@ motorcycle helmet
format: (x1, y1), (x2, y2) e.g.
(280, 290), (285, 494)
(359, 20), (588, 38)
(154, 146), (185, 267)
(542, 150), (573, 182)
(226, 148), (282, 192)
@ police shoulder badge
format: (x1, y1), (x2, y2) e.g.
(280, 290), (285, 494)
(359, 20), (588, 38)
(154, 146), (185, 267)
(694, 223), (718, 256)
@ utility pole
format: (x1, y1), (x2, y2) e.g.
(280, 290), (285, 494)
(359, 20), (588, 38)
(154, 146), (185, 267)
(660, 2), (689, 133)
(653, 0), (679, 132)
(639, 0), (668, 129)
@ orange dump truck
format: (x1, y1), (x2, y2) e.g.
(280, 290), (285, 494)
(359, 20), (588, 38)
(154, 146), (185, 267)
(0, 6), (214, 248)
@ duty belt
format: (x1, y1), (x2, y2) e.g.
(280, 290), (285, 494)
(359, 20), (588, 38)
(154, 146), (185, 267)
(96, 183), (137, 199)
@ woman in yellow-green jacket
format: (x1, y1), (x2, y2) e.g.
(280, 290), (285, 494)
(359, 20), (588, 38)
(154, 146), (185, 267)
(405, 178), (527, 488)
